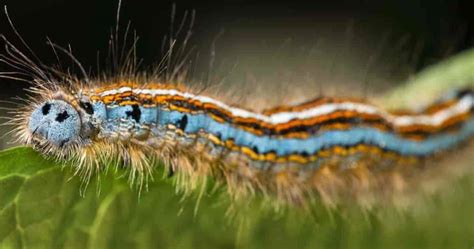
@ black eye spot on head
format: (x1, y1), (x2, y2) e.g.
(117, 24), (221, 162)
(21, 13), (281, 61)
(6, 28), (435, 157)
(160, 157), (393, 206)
(177, 114), (188, 131)
(79, 101), (94, 115)
(55, 111), (70, 123)
(42, 103), (51, 115)
(125, 104), (141, 122)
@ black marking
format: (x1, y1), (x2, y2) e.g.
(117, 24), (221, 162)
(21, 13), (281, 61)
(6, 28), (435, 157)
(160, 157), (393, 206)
(59, 139), (69, 148)
(42, 103), (51, 115)
(55, 111), (70, 123)
(178, 115), (188, 131)
(79, 101), (94, 115)
(252, 146), (259, 154)
(456, 88), (473, 99)
(275, 117), (389, 135)
(126, 104), (141, 122)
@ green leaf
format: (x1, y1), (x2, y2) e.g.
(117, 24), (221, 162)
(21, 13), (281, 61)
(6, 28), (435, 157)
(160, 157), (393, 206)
(0, 147), (235, 249)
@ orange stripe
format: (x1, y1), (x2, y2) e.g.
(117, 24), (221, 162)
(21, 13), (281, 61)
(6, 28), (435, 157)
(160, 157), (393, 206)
(87, 86), (472, 140)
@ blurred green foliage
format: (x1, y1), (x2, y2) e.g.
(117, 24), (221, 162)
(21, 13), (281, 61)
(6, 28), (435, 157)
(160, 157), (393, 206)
(382, 48), (474, 108)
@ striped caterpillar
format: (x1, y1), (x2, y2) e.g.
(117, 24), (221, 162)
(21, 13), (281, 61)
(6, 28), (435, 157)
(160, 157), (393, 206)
(2, 5), (474, 206)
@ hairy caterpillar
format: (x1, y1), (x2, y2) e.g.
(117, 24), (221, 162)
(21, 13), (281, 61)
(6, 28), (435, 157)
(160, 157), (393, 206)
(2, 4), (474, 206)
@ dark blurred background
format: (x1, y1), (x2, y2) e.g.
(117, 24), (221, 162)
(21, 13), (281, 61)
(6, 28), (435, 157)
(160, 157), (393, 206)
(0, 0), (472, 93)
(0, 0), (473, 147)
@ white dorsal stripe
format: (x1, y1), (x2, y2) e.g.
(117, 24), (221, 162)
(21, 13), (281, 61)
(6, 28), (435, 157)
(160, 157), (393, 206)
(98, 87), (473, 127)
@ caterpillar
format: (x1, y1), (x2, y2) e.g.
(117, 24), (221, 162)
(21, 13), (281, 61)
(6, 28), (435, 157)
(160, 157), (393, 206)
(2, 5), (474, 206)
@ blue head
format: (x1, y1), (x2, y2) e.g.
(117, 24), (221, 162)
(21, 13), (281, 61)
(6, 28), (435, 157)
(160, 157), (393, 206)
(28, 100), (81, 147)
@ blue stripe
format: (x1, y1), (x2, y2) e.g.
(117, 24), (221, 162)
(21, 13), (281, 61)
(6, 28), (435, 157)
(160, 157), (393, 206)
(104, 106), (474, 157)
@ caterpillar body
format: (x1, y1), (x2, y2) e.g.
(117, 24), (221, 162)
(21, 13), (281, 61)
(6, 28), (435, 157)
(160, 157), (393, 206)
(2, 6), (474, 205)
(11, 77), (474, 203)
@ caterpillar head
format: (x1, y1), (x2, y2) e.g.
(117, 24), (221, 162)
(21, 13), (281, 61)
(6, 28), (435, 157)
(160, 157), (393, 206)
(28, 100), (81, 147)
